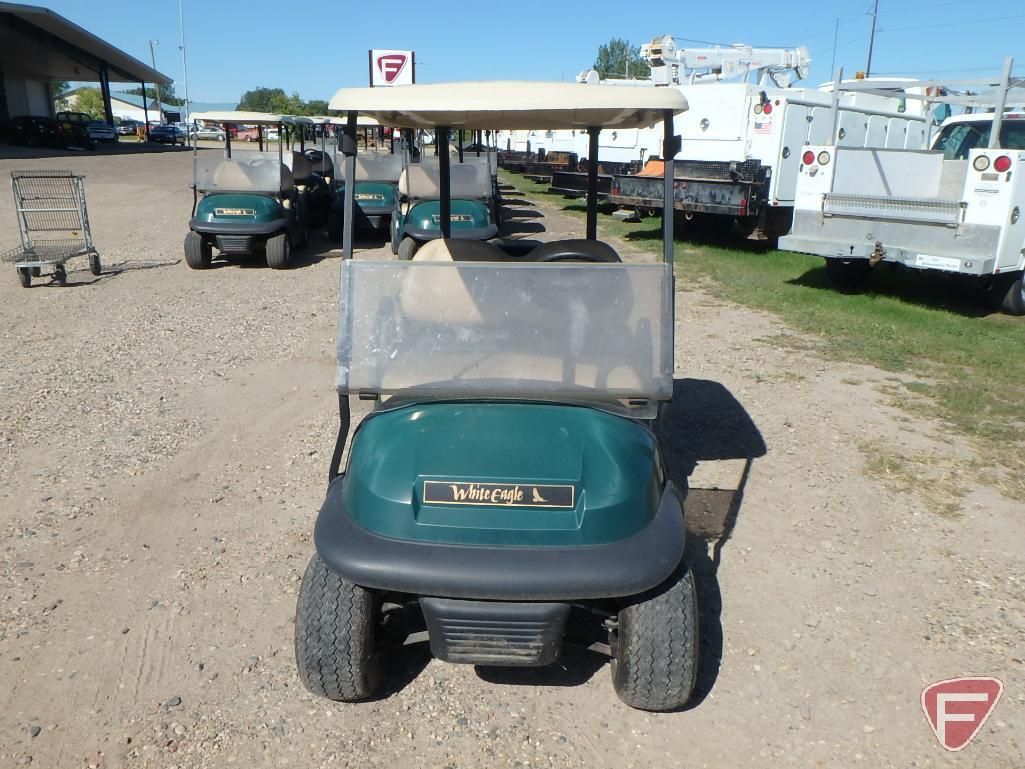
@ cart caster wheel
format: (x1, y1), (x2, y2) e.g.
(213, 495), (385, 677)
(17, 267), (31, 288)
(295, 555), (381, 701)
(89, 253), (102, 276)
(610, 560), (698, 712)
(397, 237), (419, 261)
(266, 232), (291, 269)
(183, 231), (212, 269)
(53, 264), (67, 287)
(31, 266), (41, 277)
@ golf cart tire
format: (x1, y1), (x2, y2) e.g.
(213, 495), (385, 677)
(295, 554), (381, 702)
(398, 237), (419, 261)
(89, 252), (102, 276)
(184, 231), (212, 270)
(53, 264), (67, 287)
(266, 232), (291, 270)
(17, 267), (31, 288)
(825, 257), (871, 292)
(327, 210), (343, 244)
(993, 271), (1025, 316)
(611, 560), (698, 712)
(390, 218), (400, 255)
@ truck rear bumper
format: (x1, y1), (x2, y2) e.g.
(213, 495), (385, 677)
(314, 480), (686, 601)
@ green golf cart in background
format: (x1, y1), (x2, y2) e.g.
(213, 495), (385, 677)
(295, 81), (697, 711)
(185, 111), (308, 270)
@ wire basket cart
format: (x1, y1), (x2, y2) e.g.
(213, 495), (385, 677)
(2, 171), (101, 288)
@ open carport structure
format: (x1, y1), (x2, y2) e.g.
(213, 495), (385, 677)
(0, 2), (172, 124)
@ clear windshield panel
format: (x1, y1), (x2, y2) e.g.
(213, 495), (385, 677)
(356, 154), (403, 182)
(337, 261), (674, 409)
(403, 159), (492, 198)
(193, 152), (286, 193)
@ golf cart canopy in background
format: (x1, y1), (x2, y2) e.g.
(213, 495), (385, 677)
(329, 81), (688, 416)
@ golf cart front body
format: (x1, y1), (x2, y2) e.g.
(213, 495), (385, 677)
(400, 198), (497, 241)
(190, 192), (290, 255)
(332, 181), (399, 231)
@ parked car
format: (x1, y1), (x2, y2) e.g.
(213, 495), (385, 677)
(117, 119), (143, 136)
(87, 120), (118, 143)
(192, 124), (226, 141)
(148, 124), (186, 145)
(5, 115), (94, 150)
(236, 126), (259, 142)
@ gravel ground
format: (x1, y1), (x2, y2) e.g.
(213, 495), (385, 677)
(0, 148), (1022, 768)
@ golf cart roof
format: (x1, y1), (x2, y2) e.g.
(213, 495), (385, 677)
(284, 115), (316, 125)
(190, 110), (284, 125)
(312, 114), (382, 127)
(328, 81), (687, 130)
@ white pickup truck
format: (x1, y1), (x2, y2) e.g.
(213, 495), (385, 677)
(779, 113), (1025, 314)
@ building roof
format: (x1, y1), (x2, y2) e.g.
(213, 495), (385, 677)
(0, 2), (172, 84)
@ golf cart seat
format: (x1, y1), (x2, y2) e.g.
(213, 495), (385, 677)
(288, 151), (315, 185)
(398, 163), (489, 200)
(412, 238), (509, 262)
(529, 239), (622, 263)
(212, 160), (255, 190)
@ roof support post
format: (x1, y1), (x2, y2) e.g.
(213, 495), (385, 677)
(662, 109), (681, 266)
(141, 81), (150, 139)
(258, 124), (264, 152)
(342, 111), (358, 260)
(438, 126), (452, 239)
(586, 127), (600, 240)
(458, 129), (464, 162)
(99, 63), (114, 126)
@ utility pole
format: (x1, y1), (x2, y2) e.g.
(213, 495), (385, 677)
(830, 17), (840, 76)
(866, 0), (880, 77)
(178, 0), (190, 132)
(149, 39), (163, 124)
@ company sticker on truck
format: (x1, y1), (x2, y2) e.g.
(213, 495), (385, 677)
(423, 481), (575, 509)
(915, 254), (961, 272)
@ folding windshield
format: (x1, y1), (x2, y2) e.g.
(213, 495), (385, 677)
(193, 152), (286, 193)
(337, 261), (674, 416)
(401, 159), (492, 199)
(934, 120), (1025, 159)
(356, 154), (403, 182)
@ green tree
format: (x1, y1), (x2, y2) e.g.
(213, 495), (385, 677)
(49, 80), (71, 111)
(236, 87), (328, 116)
(594, 38), (651, 80)
(73, 87), (107, 119)
(304, 99), (329, 116)
(125, 83), (185, 106)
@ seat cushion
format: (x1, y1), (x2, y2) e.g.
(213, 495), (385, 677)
(529, 239), (622, 263)
(413, 239), (508, 262)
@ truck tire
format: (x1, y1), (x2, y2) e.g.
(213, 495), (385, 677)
(993, 272), (1025, 316)
(265, 232), (291, 270)
(295, 555), (381, 702)
(397, 237), (419, 261)
(825, 257), (871, 291)
(611, 560), (698, 712)
(327, 210), (343, 244)
(183, 231), (212, 269)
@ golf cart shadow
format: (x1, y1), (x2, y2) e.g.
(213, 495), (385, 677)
(661, 378), (767, 708)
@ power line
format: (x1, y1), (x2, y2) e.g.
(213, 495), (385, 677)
(883, 12), (1025, 32)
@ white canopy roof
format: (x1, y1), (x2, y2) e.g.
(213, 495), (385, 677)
(190, 110), (284, 125)
(328, 81), (687, 130)
(312, 115), (382, 127)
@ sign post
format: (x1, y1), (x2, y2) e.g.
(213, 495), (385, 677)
(369, 49), (415, 87)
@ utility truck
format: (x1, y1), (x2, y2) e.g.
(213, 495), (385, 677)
(779, 61), (1025, 315)
(604, 36), (933, 238)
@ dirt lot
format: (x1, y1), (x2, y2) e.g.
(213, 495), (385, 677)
(0, 148), (1022, 768)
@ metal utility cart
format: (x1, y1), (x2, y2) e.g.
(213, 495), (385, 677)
(3, 171), (101, 288)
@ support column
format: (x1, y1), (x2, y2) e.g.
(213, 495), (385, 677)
(438, 127), (451, 239)
(661, 109), (681, 265)
(99, 63), (114, 126)
(342, 111), (358, 260)
(586, 127), (600, 240)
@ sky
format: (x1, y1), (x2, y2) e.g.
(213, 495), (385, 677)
(42, 0), (1025, 105)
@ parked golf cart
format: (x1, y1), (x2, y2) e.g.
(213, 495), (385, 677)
(185, 111), (309, 270)
(295, 81), (695, 711)
(283, 115), (334, 229)
(391, 144), (500, 260)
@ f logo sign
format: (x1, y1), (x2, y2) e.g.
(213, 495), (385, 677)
(921, 677), (1003, 751)
(377, 54), (408, 84)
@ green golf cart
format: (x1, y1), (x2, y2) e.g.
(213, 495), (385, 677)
(296, 82), (694, 710)
(185, 111), (308, 270)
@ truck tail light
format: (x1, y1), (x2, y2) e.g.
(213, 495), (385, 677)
(763, 103), (773, 115)
(817, 151), (831, 166)
(802, 151), (816, 166)
(994, 155), (1012, 173)
(973, 155), (991, 172)
(739, 198), (748, 216)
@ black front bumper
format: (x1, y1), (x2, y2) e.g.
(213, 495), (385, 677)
(314, 481), (685, 601)
(189, 217), (288, 237)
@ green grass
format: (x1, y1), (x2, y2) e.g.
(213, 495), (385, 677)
(502, 172), (1025, 500)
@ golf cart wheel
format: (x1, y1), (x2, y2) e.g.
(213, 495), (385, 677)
(266, 231), (291, 269)
(390, 218), (400, 256)
(17, 267), (31, 288)
(89, 252), (102, 276)
(397, 237), (419, 261)
(53, 264), (67, 287)
(327, 210), (343, 244)
(295, 554), (381, 702)
(183, 231), (212, 270)
(993, 271), (1025, 316)
(610, 560), (699, 712)
(825, 257), (871, 292)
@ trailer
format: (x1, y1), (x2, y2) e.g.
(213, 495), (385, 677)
(779, 60), (1025, 314)
(604, 36), (932, 238)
